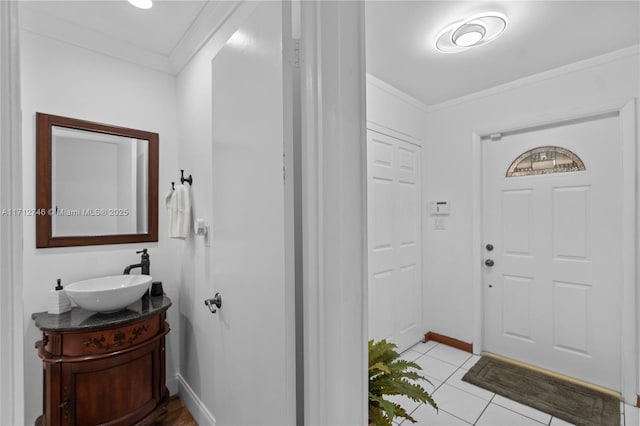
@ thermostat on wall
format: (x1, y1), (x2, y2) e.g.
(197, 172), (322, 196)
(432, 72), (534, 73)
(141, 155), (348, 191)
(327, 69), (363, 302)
(431, 201), (450, 215)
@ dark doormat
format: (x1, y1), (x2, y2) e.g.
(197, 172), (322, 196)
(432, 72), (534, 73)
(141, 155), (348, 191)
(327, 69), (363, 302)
(462, 356), (620, 426)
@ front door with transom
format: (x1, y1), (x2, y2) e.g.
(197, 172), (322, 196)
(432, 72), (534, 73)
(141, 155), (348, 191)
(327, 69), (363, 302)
(482, 113), (622, 391)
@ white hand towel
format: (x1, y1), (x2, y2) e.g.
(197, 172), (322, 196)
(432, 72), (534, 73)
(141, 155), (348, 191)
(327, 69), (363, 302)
(167, 184), (191, 239)
(165, 189), (174, 234)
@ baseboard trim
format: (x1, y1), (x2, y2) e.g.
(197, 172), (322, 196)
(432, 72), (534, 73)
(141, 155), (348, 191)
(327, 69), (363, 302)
(424, 331), (473, 353)
(175, 373), (217, 426)
(166, 375), (179, 396)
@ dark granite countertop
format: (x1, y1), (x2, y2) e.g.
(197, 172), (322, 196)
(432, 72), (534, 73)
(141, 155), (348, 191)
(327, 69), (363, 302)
(32, 295), (172, 332)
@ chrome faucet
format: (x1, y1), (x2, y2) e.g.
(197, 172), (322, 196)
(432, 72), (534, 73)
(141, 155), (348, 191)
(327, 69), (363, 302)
(123, 249), (150, 275)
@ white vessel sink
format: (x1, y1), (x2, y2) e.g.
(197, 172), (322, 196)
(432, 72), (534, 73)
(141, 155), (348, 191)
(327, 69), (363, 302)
(65, 275), (152, 313)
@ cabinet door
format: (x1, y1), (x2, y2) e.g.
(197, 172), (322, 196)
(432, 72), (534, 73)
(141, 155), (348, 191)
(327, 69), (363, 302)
(61, 342), (161, 426)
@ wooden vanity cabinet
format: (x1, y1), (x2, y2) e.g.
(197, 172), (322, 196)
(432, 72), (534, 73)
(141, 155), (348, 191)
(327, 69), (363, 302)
(33, 297), (171, 426)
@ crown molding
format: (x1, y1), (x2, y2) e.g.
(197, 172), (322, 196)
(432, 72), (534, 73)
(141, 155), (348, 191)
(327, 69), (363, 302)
(426, 45), (640, 113)
(169, 0), (242, 74)
(19, 1), (245, 77)
(366, 73), (429, 113)
(19, 6), (173, 74)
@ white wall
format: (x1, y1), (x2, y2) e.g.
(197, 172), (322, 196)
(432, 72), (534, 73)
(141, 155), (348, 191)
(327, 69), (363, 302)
(20, 30), (181, 424)
(366, 74), (428, 143)
(423, 49), (639, 347)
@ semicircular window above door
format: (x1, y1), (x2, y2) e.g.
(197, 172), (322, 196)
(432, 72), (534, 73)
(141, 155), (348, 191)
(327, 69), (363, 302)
(506, 146), (586, 177)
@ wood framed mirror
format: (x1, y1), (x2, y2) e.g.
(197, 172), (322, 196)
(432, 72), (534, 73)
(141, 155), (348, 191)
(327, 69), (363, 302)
(36, 113), (158, 248)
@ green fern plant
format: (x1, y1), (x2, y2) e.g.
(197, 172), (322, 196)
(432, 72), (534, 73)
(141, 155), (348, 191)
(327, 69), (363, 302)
(368, 339), (438, 426)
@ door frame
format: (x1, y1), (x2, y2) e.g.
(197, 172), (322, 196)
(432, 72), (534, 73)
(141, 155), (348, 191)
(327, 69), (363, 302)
(471, 99), (638, 403)
(0, 2), (25, 425)
(300, 1), (368, 424)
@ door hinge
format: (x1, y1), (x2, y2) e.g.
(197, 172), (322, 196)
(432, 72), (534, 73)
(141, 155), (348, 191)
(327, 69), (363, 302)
(283, 152), (286, 182)
(293, 39), (301, 68)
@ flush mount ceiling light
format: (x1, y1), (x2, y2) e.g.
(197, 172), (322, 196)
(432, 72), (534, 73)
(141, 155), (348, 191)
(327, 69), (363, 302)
(128, 0), (152, 9)
(435, 12), (507, 52)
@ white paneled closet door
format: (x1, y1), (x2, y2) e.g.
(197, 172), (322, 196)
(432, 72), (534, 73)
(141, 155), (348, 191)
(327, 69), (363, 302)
(367, 130), (423, 353)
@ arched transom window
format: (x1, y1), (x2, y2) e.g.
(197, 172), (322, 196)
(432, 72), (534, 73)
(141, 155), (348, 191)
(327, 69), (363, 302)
(506, 146), (586, 177)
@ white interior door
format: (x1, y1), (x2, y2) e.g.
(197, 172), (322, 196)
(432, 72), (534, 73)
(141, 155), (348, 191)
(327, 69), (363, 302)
(368, 130), (423, 352)
(482, 113), (623, 391)
(209, 2), (294, 424)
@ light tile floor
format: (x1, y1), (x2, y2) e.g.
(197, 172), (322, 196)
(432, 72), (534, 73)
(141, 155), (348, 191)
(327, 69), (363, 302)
(393, 341), (640, 426)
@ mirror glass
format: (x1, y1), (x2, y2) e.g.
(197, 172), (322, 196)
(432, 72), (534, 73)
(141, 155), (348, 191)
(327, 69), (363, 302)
(37, 113), (158, 248)
(51, 126), (149, 236)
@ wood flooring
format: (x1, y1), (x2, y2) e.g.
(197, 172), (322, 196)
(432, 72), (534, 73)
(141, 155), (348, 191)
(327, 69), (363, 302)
(160, 396), (198, 426)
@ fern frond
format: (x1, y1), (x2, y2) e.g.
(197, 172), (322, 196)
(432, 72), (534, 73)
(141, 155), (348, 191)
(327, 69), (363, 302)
(369, 394), (395, 425)
(369, 340), (399, 367)
(369, 361), (391, 375)
(368, 339), (438, 425)
(368, 405), (391, 426)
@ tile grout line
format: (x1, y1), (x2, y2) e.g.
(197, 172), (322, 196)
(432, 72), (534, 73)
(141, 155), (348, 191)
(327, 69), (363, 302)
(472, 393), (496, 425)
(436, 363), (491, 425)
(415, 350), (483, 424)
(425, 350), (474, 369)
(396, 342), (453, 425)
(438, 407), (474, 425)
(491, 396), (553, 425)
(431, 363), (468, 392)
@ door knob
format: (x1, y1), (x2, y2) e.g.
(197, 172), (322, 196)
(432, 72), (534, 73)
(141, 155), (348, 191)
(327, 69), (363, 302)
(204, 293), (222, 314)
(484, 259), (494, 267)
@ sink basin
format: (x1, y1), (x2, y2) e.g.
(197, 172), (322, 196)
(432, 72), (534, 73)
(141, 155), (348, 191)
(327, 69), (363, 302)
(65, 275), (152, 313)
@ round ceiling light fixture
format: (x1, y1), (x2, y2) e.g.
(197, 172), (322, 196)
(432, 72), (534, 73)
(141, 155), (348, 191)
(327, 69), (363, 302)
(128, 0), (152, 9)
(435, 12), (507, 53)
